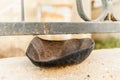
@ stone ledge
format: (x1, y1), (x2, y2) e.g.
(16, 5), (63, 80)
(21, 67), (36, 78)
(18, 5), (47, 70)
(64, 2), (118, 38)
(0, 48), (120, 80)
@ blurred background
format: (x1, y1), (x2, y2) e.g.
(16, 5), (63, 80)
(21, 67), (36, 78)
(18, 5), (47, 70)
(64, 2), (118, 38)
(0, 0), (120, 58)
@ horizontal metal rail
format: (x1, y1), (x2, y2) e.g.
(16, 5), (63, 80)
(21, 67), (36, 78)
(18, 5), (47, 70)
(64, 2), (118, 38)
(0, 22), (120, 36)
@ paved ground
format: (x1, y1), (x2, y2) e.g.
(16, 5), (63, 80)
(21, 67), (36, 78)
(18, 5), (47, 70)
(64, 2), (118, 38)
(0, 48), (120, 80)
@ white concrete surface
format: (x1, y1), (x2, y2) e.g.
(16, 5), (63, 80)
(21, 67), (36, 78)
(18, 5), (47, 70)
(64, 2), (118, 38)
(0, 48), (120, 80)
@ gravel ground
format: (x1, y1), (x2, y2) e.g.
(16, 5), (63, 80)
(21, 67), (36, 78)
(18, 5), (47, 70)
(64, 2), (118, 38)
(0, 48), (120, 80)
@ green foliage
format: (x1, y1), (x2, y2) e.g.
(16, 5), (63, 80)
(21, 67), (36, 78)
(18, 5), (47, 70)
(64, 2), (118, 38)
(94, 37), (120, 49)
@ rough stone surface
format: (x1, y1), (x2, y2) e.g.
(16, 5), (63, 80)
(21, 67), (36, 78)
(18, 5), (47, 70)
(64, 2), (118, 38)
(0, 48), (120, 80)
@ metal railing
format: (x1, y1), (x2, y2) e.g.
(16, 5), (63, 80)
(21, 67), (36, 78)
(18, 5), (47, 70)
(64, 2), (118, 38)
(0, 0), (120, 36)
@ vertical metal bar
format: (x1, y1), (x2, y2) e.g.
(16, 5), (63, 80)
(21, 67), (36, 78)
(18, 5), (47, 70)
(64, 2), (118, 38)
(21, 0), (25, 21)
(107, 0), (112, 21)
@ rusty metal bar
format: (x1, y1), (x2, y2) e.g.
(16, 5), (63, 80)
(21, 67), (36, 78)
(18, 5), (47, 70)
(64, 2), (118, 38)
(0, 22), (120, 36)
